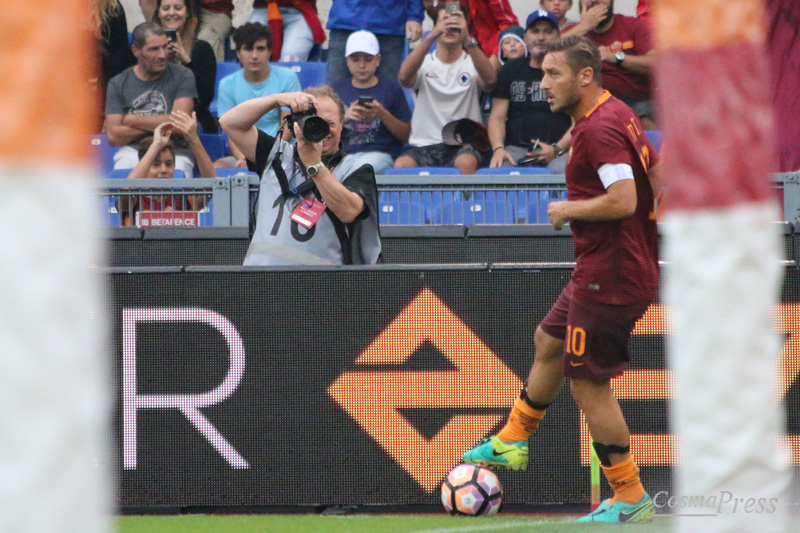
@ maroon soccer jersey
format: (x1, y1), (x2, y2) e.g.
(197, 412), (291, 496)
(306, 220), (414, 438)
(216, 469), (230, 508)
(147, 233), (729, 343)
(565, 91), (659, 305)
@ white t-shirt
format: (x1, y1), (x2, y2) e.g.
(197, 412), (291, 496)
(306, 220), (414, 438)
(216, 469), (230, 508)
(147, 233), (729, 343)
(408, 51), (484, 146)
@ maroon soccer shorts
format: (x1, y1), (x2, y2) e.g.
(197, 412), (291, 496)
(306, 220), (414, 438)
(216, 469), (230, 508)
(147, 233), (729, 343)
(539, 282), (649, 380)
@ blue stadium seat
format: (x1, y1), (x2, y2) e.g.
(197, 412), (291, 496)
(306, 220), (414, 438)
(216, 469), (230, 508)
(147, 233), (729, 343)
(214, 168), (258, 178)
(274, 61), (327, 89)
(209, 61), (241, 116)
(384, 167), (461, 176)
(645, 130), (662, 151)
(199, 133), (228, 162)
(100, 196), (121, 227)
(379, 191), (428, 225)
(431, 191), (516, 225)
(403, 88), (415, 114)
(472, 191), (517, 224)
(476, 167), (552, 175)
(526, 190), (566, 223)
(109, 169), (186, 178)
(90, 135), (117, 175)
(198, 197), (214, 227)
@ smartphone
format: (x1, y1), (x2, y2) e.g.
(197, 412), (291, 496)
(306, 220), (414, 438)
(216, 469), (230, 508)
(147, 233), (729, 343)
(443, 2), (462, 33)
(444, 1), (461, 15)
(356, 96), (374, 107)
(165, 29), (178, 42)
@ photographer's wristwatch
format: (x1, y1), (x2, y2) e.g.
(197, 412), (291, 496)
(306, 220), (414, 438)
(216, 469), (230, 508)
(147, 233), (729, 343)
(614, 51), (625, 65)
(306, 162), (324, 177)
(464, 38), (479, 50)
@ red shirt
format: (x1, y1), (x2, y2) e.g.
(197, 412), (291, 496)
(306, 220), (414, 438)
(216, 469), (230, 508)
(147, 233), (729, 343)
(566, 91), (659, 305)
(566, 15), (652, 99)
(200, 0), (233, 16)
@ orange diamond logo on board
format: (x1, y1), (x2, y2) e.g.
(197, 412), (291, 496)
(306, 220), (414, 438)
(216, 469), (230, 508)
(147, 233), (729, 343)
(328, 288), (523, 491)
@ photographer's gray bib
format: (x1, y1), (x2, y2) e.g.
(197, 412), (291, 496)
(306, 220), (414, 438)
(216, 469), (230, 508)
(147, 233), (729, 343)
(244, 139), (364, 266)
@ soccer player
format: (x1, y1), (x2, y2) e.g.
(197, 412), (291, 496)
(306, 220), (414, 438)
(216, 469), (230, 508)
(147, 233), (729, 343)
(462, 35), (660, 525)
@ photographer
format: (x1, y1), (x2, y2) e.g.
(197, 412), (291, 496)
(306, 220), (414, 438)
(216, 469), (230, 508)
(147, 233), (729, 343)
(219, 87), (382, 266)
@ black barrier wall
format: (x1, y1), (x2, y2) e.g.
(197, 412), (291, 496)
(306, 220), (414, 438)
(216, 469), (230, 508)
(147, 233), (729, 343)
(110, 265), (800, 509)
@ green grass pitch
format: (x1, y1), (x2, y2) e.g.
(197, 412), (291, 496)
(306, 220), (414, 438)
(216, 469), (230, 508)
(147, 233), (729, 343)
(119, 514), (674, 532)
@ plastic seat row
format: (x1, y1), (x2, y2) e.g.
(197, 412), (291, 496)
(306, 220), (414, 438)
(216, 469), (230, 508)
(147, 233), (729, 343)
(379, 189), (567, 226)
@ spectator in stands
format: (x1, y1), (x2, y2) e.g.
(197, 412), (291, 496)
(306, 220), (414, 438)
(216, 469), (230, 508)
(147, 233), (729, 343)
(119, 110), (216, 225)
(219, 86), (382, 265)
(540, 0), (578, 28)
(394, 3), (496, 174)
(326, 0), (424, 84)
(215, 23), (301, 168)
(247, 0), (325, 61)
(562, 0), (656, 128)
(331, 31), (412, 175)
(105, 22), (197, 178)
(90, 0), (136, 132)
(488, 25), (528, 73)
(196, 0), (234, 61)
(488, 10), (572, 172)
(153, 0), (218, 133)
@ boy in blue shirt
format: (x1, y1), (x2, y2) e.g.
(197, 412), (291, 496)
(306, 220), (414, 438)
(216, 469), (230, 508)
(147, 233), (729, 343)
(331, 30), (412, 175)
(216, 23), (301, 168)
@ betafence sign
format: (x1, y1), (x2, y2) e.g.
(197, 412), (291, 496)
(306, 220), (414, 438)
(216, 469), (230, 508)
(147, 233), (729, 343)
(110, 267), (800, 508)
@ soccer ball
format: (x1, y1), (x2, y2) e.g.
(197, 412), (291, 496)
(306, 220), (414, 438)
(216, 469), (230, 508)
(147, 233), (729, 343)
(441, 463), (503, 516)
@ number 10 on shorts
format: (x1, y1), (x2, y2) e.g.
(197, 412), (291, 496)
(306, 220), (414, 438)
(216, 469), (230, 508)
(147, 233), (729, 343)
(566, 325), (586, 356)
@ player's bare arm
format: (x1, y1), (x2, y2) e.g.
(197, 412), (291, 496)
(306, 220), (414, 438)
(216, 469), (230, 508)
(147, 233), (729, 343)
(548, 178), (637, 230)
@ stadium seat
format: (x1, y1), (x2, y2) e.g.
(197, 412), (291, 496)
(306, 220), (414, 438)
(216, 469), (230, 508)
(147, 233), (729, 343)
(100, 196), (121, 227)
(431, 191), (516, 225)
(109, 169), (186, 179)
(214, 168), (258, 178)
(476, 167), (552, 175)
(274, 61), (327, 89)
(199, 133), (228, 161)
(379, 191), (428, 225)
(209, 61), (241, 116)
(384, 167), (461, 176)
(198, 197), (214, 227)
(89, 134), (117, 175)
(403, 88), (415, 114)
(526, 190), (566, 223)
(645, 130), (662, 151)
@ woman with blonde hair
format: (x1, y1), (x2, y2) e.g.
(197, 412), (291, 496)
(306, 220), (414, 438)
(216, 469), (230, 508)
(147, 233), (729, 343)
(153, 0), (218, 132)
(90, 0), (135, 130)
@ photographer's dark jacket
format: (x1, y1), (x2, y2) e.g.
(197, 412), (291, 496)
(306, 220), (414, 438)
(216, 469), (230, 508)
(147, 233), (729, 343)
(243, 130), (382, 266)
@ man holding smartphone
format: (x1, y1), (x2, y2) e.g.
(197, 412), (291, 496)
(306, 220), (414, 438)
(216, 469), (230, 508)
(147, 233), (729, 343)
(395, 2), (496, 174)
(331, 31), (412, 175)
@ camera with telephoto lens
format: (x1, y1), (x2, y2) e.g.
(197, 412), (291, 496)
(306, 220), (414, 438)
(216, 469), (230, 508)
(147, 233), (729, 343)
(287, 103), (330, 143)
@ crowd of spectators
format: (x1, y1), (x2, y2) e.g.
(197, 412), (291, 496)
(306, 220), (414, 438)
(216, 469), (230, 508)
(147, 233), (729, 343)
(97, 0), (662, 179)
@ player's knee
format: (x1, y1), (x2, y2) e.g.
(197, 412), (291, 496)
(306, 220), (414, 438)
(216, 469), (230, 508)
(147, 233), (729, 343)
(569, 377), (610, 406)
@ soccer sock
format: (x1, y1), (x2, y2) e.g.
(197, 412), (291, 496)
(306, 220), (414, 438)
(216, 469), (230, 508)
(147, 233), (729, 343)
(496, 398), (546, 442)
(602, 456), (646, 504)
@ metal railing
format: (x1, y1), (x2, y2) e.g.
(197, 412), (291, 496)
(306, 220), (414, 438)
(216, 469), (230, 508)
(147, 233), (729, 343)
(97, 172), (797, 228)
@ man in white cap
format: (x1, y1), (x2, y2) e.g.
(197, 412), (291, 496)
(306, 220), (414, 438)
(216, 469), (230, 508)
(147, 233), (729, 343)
(331, 30), (412, 175)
